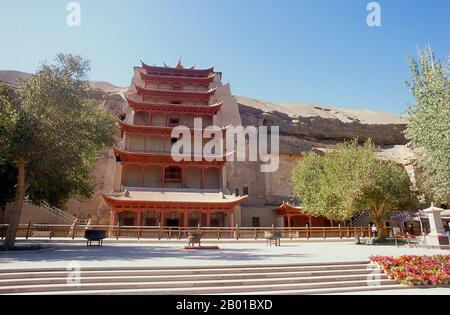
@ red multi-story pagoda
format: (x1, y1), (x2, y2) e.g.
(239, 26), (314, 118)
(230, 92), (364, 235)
(102, 60), (246, 227)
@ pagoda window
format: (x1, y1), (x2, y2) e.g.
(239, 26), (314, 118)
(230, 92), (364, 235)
(182, 115), (195, 128)
(243, 185), (249, 196)
(134, 112), (148, 126)
(202, 115), (213, 128)
(159, 83), (170, 90)
(204, 168), (220, 189)
(143, 167), (160, 188)
(184, 168), (201, 188)
(168, 118), (180, 127)
(183, 84), (195, 92)
(165, 167), (182, 182)
(170, 100), (182, 105)
(151, 113), (166, 127)
(188, 212), (202, 227)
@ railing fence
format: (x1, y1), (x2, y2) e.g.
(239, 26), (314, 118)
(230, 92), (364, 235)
(0, 224), (377, 241)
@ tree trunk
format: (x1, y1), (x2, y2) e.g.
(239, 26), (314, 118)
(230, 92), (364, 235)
(374, 217), (388, 240)
(2, 158), (26, 250)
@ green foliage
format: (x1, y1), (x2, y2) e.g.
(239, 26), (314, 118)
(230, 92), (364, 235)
(0, 53), (117, 207)
(292, 140), (417, 224)
(404, 47), (450, 204)
(0, 84), (18, 165)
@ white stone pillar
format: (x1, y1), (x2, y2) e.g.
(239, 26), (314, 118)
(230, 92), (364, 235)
(425, 204), (444, 235)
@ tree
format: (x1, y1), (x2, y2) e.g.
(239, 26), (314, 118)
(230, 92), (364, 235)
(404, 47), (450, 204)
(0, 85), (18, 207)
(0, 54), (117, 250)
(292, 140), (417, 239)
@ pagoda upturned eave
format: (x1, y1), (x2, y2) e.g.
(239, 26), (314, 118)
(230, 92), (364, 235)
(141, 61), (214, 77)
(125, 94), (222, 115)
(119, 121), (231, 137)
(274, 202), (306, 216)
(134, 82), (217, 99)
(102, 192), (247, 212)
(137, 68), (216, 85)
(114, 147), (233, 168)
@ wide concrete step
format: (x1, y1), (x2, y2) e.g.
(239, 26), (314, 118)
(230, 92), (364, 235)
(0, 263), (373, 279)
(223, 284), (409, 295)
(0, 274), (389, 294)
(0, 269), (383, 287)
(9, 279), (398, 295)
(0, 260), (369, 273)
(0, 270), (385, 287)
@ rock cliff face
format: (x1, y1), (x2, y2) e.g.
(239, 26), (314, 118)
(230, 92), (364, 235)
(236, 96), (408, 148)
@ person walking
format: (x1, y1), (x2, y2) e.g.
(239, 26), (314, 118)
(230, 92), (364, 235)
(371, 224), (378, 238)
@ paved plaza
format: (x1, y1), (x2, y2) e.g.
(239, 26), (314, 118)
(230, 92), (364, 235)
(0, 239), (448, 270)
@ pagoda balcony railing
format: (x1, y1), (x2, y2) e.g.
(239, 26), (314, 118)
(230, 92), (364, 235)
(125, 94), (223, 115)
(134, 83), (217, 99)
(138, 69), (216, 84)
(144, 86), (210, 93)
(120, 122), (231, 137)
(118, 149), (227, 160)
(136, 101), (217, 107)
(121, 187), (222, 193)
(115, 147), (233, 161)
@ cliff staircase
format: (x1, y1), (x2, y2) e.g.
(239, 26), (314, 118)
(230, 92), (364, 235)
(24, 200), (89, 225)
(351, 213), (374, 228)
(0, 261), (409, 295)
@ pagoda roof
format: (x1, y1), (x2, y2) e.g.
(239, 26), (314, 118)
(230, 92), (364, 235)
(141, 61), (214, 78)
(134, 81), (217, 100)
(274, 202), (309, 216)
(119, 121), (231, 137)
(114, 147), (232, 168)
(137, 68), (216, 85)
(103, 188), (246, 209)
(125, 93), (222, 115)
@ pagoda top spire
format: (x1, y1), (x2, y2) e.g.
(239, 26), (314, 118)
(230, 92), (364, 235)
(176, 57), (184, 69)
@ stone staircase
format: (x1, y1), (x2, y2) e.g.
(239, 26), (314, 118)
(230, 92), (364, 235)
(0, 261), (409, 295)
(29, 201), (89, 225)
(351, 213), (374, 227)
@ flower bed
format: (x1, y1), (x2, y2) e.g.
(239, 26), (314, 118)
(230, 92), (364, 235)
(370, 255), (450, 286)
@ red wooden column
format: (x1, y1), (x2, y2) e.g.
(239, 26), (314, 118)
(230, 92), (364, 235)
(200, 167), (205, 189)
(287, 215), (291, 229)
(184, 210), (189, 227)
(206, 212), (211, 227)
(110, 211), (118, 226)
(181, 167), (186, 188)
(309, 216), (313, 227)
(161, 167), (165, 188)
(141, 165), (145, 187)
(160, 212), (165, 226)
(136, 211), (142, 227)
(229, 212), (235, 227)
(120, 165), (126, 190)
(124, 132), (129, 150)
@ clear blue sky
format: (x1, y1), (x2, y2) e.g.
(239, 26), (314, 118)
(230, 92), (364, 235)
(0, 0), (448, 114)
